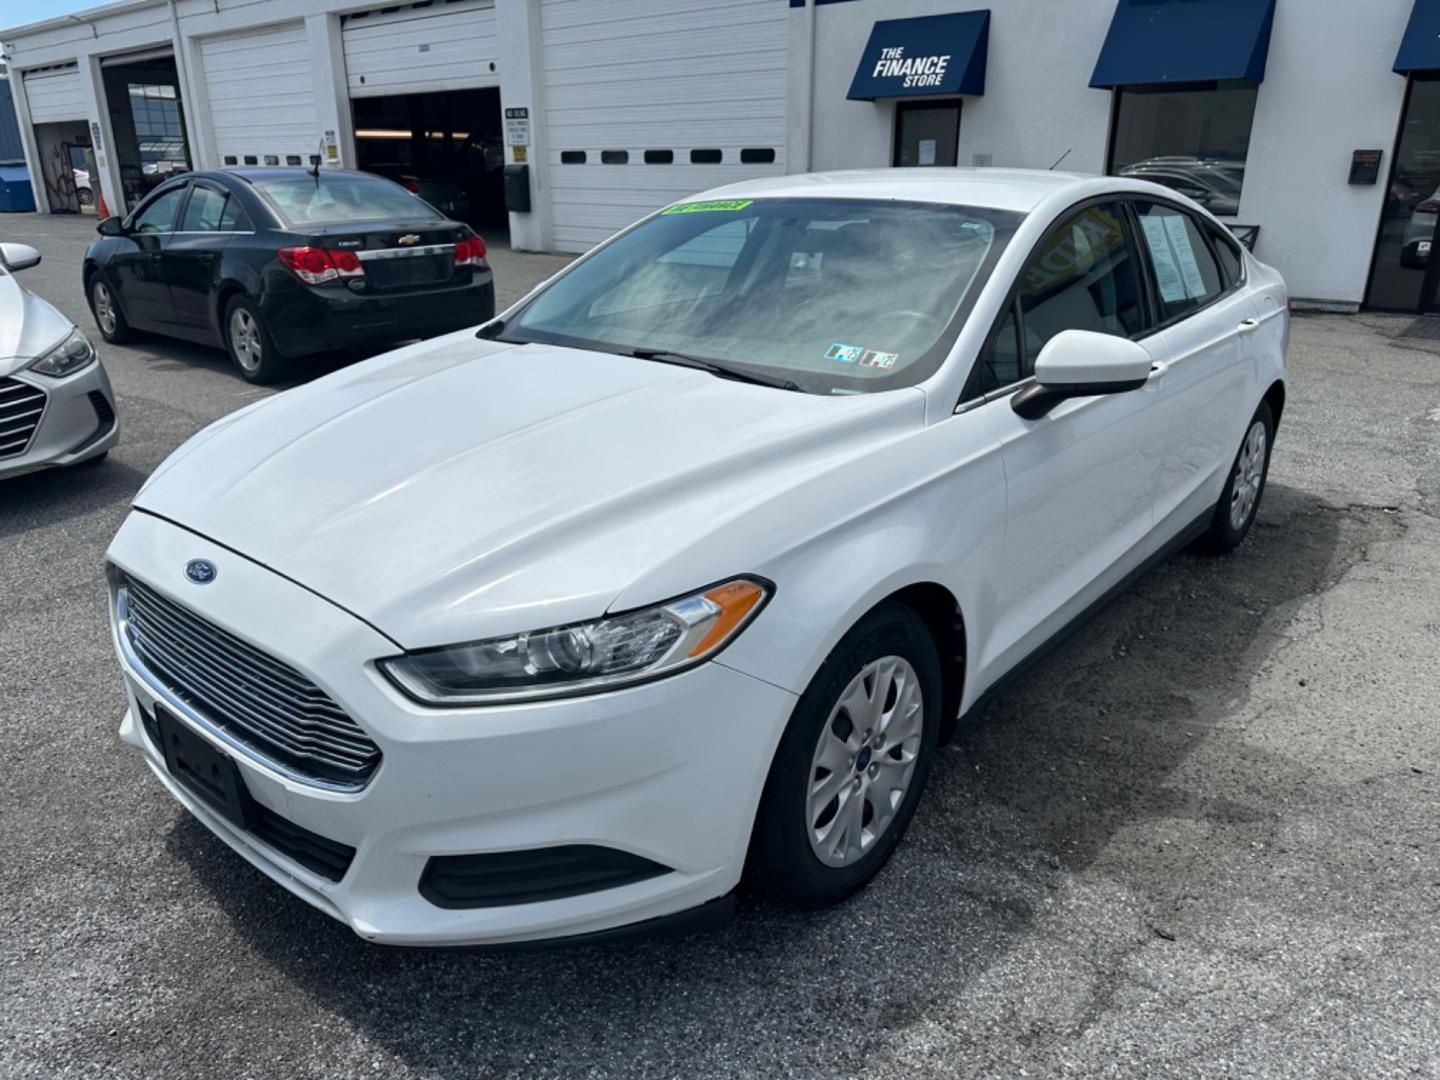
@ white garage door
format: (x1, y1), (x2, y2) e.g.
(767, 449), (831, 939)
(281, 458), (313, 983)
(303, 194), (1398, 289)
(343, 0), (499, 98)
(541, 0), (786, 253)
(199, 22), (318, 165)
(23, 64), (86, 125)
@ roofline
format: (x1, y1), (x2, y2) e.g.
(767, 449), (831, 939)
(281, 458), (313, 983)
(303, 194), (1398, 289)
(0, 0), (164, 45)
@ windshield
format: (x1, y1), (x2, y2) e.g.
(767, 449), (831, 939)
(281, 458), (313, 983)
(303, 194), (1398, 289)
(502, 197), (1022, 394)
(255, 173), (444, 226)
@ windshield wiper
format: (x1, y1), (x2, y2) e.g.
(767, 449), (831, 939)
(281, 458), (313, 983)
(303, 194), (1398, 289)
(627, 348), (802, 392)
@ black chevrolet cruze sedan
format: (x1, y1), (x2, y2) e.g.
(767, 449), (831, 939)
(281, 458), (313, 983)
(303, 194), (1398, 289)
(82, 168), (495, 384)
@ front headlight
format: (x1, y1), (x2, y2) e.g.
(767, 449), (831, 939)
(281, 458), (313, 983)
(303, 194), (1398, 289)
(379, 578), (770, 706)
(29, 329), (97, 378)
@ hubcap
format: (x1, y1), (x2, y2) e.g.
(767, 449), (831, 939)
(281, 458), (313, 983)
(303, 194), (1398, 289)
(806, 655), (924, 868)
(229, 308), (262, 373)
(93, 283), (116, 335)
(1229, 419), (1268, 531)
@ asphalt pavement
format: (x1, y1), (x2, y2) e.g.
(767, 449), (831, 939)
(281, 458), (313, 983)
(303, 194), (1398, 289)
(2, 213), (1438, 1078)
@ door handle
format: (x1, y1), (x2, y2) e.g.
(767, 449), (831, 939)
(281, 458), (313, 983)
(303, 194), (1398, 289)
(1237, 317), (1261, 334)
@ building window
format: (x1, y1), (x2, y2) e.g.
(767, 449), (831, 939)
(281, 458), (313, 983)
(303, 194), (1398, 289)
(690, 148), (722, 164)
(600, 149), (629, 164)
(560, 150), (586, 164)
(1107, 81), (1257, 217)
(739, 148), (775, 165)
(893, 101), (960, 167)
(644, 149), (674, 164)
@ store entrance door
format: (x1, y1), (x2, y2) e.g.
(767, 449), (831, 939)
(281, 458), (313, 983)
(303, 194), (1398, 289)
(893, 101), (961, 167)
(1366, 76), (1440, 312)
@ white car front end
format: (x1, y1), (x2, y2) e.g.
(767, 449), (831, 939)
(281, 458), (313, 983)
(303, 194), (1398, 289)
(0, 245), (119, 478)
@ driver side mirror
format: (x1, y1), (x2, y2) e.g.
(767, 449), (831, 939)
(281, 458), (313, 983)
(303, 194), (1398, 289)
(0, 242), (41, 272)
(97, 216), (124, 237)
(1011, 330), (1153, 420)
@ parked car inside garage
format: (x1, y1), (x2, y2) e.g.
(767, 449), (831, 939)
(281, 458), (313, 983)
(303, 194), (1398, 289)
(82, 168), (495, 383)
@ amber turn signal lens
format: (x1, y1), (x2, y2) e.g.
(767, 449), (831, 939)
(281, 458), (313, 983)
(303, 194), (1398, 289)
(688, 580), (767, 657)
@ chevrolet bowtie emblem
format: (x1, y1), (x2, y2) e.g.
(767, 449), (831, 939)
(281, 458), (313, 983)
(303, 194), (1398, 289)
(397, 234), (421, 245)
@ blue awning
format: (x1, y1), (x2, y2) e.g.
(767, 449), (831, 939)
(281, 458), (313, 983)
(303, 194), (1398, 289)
(847, 10), (989, 101)
(1089, 0), (1276, 89)
(1396, 0), (1440, 73)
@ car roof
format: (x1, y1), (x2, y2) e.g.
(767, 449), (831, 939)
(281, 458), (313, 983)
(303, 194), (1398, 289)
(691, 168), (1112, 214)
(196, 168), (381, 185)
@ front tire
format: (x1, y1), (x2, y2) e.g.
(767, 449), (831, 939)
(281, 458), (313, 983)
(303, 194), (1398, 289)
(750, 602), (941, 909)
(1196, 401), (1274, 555)
(223, 296), (291, 384)
(89, 276), (136, 344)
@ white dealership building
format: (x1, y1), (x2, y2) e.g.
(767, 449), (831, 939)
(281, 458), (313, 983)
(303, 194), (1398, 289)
(3, 0), (1440, 312)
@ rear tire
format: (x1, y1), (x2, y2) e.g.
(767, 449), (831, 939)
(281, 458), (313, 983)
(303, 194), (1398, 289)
(223, 296), (291, 385)
(1196, 401), (1274, 555)
(88, 276), (136, 345)
(750, 602), (941, 909)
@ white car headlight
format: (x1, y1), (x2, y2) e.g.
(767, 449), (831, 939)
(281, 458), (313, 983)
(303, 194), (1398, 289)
(379, 578), (770, 706)
(29, 328), (97, 378)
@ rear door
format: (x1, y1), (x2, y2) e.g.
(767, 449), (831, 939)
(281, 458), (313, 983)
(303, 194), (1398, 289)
(1129, 199), (1255, 532)
(110, 182), (189, 329)
(165, 180), (247, 342)
(978, 200), (1172, 681)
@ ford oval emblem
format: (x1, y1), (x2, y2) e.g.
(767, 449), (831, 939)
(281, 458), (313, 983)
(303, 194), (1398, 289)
(185, 559), (217, 585)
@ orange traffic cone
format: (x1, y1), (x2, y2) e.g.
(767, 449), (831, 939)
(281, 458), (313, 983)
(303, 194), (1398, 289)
(97, 191), (110, 219)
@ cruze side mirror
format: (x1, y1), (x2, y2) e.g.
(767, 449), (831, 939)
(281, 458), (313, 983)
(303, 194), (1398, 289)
(1011, 330), (1154, 420)
(0, 242), (41, 272)
(97, 216), (124, 237)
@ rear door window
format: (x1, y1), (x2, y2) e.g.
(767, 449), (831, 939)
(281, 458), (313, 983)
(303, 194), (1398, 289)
(1132, 202), (1225, 321)
(180, 185), (229, 232)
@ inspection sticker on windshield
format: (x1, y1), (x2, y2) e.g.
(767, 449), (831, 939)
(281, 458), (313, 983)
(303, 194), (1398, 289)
(824, 342), (864, 364)
(859, 350), (899, 369)
(661, 199), (753, 215)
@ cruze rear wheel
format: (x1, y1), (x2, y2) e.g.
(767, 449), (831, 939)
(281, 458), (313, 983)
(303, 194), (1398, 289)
(750, 602), (940, 909)
(224, 296), (290, 385)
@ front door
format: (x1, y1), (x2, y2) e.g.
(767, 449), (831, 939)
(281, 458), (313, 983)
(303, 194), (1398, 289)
(893, 101), (960, 167)
(978, 201), (1171, 682)
(110, 183), (188, 329)
(1365, 75), (1440, 312)
(164, 181), (236, 341)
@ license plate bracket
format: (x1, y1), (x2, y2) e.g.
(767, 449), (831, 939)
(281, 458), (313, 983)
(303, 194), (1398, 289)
(155, 705), (257, 831)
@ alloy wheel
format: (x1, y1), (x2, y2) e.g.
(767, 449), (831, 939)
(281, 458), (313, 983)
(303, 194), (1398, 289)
(1229, 419), (1268, 531)
(229, 308), (262, 374)
(806, 655), (924, 867)
(93, 282), (116, 335)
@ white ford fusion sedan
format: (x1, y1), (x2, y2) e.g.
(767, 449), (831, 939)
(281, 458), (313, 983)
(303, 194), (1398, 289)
(1, 242), (119, 479)
(106, 170), (1287, 946)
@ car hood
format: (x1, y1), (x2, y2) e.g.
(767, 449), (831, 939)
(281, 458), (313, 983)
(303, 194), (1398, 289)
(0, 274), (73, 377)
(136, 333), (926, 647)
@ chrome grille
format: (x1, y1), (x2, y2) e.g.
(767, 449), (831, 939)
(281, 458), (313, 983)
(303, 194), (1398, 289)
(0, 377), (47, 460)
(120, 576), (381, 788)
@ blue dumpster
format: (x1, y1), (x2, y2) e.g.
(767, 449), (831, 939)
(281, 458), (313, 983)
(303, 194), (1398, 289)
(0, 164), (35, 213)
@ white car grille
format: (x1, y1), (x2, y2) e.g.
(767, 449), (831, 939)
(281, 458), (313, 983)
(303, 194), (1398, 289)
(0, 377), (47, 460)
(119, 575), (382, 788)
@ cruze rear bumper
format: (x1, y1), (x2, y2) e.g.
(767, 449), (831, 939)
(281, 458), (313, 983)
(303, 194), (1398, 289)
(107, 510), (796, 946)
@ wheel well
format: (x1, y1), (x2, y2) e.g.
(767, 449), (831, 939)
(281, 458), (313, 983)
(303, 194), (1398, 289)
(214, 283), (244, 336)
(1263, 380), (1285, 431)
(884, 582), (966, 744)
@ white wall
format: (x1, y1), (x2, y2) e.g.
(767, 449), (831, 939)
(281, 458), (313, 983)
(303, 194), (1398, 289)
(794, 0), (1418, 308)
(1240, 0), (1407, 305)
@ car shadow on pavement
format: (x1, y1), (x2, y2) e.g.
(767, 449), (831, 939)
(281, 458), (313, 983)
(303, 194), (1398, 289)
(0, 457), (147, 540)
(161, 481), (1367, 1076)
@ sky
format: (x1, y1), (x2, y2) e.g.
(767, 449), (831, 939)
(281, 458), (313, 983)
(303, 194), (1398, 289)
(1, 0), (99, 33)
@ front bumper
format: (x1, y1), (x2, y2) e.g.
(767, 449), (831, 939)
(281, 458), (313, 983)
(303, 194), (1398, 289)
(0, 359), (119, 480)
(262, 271), (496, 359)
(106, 511), (797, 946)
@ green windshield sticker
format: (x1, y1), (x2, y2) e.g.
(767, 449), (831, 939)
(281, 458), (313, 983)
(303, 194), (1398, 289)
(661, 199), (754, 215)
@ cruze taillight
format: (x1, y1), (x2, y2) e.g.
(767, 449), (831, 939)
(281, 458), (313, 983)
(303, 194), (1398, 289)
(454, 234), (487, 268)
(278, 246), (365, 285)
